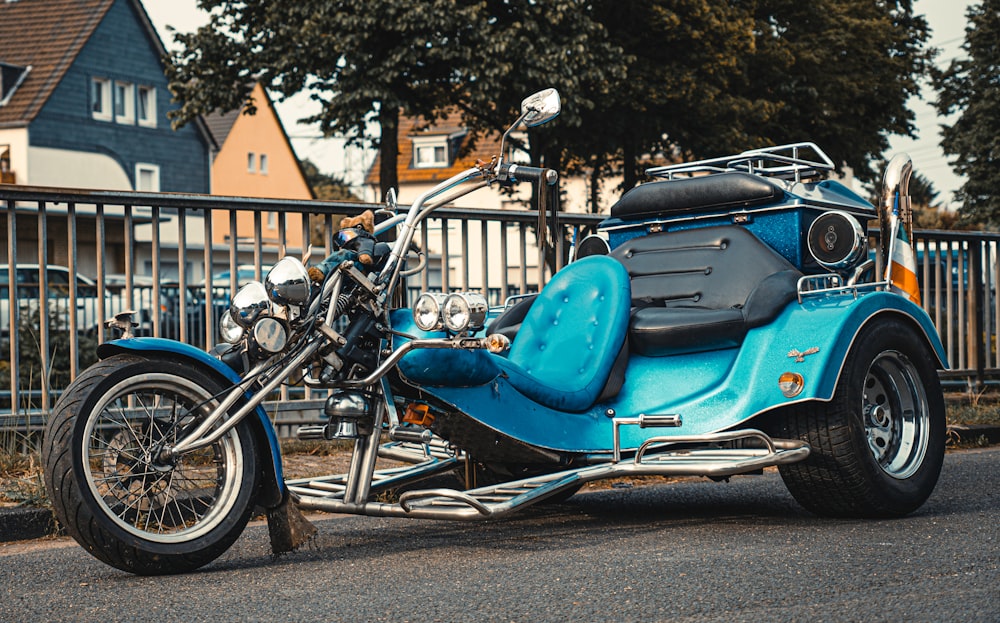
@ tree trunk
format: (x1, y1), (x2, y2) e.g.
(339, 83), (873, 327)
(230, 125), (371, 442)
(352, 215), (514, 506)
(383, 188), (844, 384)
(378, 104), (400, 201)
(622, 141), (638, 195)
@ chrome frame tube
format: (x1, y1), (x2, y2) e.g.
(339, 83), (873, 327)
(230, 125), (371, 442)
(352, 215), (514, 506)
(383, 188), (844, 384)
(169, 338), (324, 455)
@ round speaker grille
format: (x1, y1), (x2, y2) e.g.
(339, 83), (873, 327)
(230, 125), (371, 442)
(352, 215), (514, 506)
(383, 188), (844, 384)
(807, 211), (866, 269)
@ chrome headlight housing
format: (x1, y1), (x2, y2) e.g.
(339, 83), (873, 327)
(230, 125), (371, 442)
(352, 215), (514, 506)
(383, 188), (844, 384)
(442, 292), (488, 334)
(265, 257), (311, 307)
(413, 293), (448, 331)
(230, 281), (271, 328)
(219, 310), (245, 344)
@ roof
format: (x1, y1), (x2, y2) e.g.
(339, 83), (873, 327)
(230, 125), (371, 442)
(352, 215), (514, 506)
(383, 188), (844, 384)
(366, 109), (503, 187)
(204, 107), (241, 146)
(0, 0), (217, 149)
(0, 0), (113, 126)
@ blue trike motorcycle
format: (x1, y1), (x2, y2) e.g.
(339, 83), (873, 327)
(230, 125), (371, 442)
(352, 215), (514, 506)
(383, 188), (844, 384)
(43, 89), (947, 575)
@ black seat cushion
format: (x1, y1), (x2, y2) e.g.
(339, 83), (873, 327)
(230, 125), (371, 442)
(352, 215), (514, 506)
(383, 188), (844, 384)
(610, 172), (783, 220)
(611, 226), (802, 356)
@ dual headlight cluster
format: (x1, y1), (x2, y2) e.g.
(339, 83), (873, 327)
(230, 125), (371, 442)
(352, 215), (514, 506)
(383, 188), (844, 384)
(412, 291), (488, 334)
(220, 257), (312, 353)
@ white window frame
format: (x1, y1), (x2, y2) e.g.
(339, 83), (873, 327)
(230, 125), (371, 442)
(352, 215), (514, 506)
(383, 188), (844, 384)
(135, 163), (160, 192)
(114, 81), (134, 125)
(137, 85), (156, 128)
(412, 136), (449, 168)
(259, 153), (268, 175)
(91, 77), (112, 121)
(248, 152), (256, 173)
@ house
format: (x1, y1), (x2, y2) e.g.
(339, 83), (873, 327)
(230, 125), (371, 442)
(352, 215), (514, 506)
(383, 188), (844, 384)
(0, 0), (215, 278)
(365, 109), (619, 295)
(205, 82), (313, 254)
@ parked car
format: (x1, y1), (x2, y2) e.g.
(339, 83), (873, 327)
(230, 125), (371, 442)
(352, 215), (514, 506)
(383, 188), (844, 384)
(0, 265), (154, 339)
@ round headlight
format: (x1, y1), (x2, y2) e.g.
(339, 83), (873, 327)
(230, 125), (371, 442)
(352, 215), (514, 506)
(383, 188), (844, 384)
(413, 292), (447, 332)
(442, 292), (488, 334)
(265, 257), (311, 306)
(219, 310), (245, 344)
(230, 281), (271, 328)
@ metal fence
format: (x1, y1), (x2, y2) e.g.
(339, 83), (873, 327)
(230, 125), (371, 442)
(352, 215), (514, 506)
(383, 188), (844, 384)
(2, 185), (998, 434)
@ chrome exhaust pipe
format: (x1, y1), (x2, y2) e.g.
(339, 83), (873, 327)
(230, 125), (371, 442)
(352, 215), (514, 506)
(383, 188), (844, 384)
(879, 153), (913, 280)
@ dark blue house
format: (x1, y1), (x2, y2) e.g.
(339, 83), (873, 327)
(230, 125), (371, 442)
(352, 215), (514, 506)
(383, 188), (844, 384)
(0, 0), (214, 192)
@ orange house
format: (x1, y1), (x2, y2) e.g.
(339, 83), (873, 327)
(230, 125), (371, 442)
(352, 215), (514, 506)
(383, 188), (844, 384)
(206, 83), (314, 252)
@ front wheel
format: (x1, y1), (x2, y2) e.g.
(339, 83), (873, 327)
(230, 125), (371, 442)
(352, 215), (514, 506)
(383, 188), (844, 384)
(43, 355), (259, 575)
(777, 316), (945, 518)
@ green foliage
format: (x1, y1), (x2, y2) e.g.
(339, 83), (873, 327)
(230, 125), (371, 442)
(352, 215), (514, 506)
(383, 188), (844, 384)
(931, 0), (1000, 230)
(166, 0), (932, 201)
(300, 159), (358, 202)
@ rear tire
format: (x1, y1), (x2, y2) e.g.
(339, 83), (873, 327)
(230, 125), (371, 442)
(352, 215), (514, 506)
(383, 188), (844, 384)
(43, 354), (259, 575)
(777, 316), (945, 518)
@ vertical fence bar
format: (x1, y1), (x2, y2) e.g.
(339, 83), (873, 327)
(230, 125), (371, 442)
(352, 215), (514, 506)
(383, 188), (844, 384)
(440, 218), (450, 293)
(151, 205), (162, 339)
(229, 210), (238, 294)
(518, 224), (528, 295)
(253, 211), (263, 281)
(66, 202), (79, 378)
(37, 202), (50, 412)
(460, 220), (469, 291)
(204, 207), (214, 349)
(499, 222), (509, 302)
(420, 221), (430, 293)
(946, 241), (955, 367)
(480, 220), (489, 299)
(177, 207), (188, 344)
(958, 241), (967, 371)
(6, 199), (18, 418)
(95, 203), (106, 343)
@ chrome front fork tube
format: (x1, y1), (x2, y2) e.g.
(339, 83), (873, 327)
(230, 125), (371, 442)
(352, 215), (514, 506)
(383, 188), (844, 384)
(343, 394), (387, 504)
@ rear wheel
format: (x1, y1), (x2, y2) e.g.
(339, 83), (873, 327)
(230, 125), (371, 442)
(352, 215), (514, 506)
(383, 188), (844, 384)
(43, 355), (259, 575)
(777, 316), (945, 517)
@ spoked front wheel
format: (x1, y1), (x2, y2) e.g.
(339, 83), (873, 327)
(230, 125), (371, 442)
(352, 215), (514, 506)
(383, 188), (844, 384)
(43, 355), (259, 575)
(777, 316), (945, 518)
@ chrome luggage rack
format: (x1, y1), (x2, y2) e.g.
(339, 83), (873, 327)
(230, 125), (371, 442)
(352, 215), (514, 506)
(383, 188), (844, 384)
(646, 142), (835, 183)
(291, 429), (810, 521)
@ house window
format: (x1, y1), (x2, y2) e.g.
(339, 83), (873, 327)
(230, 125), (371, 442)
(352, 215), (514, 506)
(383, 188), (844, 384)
(91, 77), (112, 121)
(259, 153), (268, 175)
(248, 152), (256, 173)
(114, 81), (134, 124)
(267, 212), (276, 229)
(413, 137), (449, 168)
(137, 86), (156, 127)
(136, 163), (160, 192)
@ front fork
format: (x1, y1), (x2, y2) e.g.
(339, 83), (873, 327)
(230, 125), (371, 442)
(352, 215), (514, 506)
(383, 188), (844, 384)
(342, 376), (396, 503)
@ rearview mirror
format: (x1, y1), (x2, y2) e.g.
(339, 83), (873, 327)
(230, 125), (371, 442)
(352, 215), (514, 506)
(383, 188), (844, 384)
(520, 88), (561, 128)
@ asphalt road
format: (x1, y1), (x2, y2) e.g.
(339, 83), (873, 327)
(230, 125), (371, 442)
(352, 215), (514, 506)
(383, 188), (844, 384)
(1, 448), (997, 623)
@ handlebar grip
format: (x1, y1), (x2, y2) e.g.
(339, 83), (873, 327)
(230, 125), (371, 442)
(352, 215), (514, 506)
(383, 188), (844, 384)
(506, 164), (558, 186)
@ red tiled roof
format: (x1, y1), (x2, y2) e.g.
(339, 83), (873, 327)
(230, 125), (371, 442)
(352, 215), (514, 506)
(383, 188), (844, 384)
(0, 0), (114, 126)
(366, 109), (503, 187)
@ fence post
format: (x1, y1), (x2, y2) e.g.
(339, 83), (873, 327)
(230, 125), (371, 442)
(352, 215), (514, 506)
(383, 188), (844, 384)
(968, 243), (985, 390)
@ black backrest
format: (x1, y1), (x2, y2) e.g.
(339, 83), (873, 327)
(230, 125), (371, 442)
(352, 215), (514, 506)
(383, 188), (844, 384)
(610, 226), (799, 311)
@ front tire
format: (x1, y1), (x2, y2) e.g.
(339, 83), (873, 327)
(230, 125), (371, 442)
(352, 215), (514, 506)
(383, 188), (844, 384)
(43, 355), (259, 574)
(777, 316), (945, 518)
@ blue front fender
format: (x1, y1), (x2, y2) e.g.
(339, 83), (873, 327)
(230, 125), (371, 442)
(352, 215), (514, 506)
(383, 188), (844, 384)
(97, 338), (286, 504)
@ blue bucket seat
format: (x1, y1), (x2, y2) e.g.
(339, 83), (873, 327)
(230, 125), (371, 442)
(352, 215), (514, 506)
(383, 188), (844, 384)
(493, 255), (631, 412)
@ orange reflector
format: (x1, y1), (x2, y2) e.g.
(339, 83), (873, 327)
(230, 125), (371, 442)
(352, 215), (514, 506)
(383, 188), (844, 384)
(403, 403), (434, 427)
(778, 372), (805, 398)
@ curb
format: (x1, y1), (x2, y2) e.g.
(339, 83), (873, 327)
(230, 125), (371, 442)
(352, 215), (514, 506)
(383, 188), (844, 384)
(2, 425), (999, 544)
(0, 506), (59, 542)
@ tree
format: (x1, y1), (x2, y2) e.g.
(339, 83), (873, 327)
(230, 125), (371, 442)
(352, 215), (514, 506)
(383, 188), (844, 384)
(735, 0), (932, 184)
(931, 0), (1000, 229)
(166, 1), (483, 199)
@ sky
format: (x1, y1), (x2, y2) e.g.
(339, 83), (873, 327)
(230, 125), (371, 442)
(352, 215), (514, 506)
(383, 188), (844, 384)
(141, 0), (975, 209)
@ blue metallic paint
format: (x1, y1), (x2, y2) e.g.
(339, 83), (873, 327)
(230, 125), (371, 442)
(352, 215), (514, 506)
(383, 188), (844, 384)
(390, 291), (945, 454)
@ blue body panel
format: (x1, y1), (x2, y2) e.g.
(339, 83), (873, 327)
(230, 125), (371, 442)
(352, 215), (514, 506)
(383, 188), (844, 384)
(98, 338), (284, 484)
(600, 179), (875, 269)
(391, 291), (945, 453)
